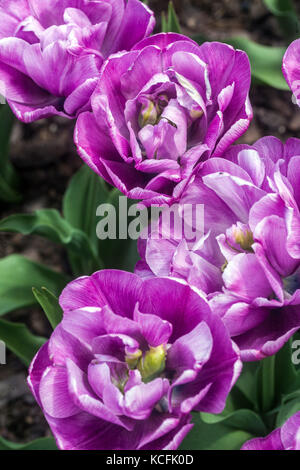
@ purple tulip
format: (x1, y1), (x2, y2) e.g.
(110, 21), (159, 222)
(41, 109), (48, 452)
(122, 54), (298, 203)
(27, 270), (241, 450)
(283, 39), (300, 106)
(75, 33), (252, 205)
(242, 412), (300, 450)
(0, 0), (155, 122)
(136, 136), (300, 361)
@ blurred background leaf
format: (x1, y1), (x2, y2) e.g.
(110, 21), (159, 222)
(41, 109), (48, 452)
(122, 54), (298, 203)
(0, 254), (68, 316)
(0, 105), (21, 203)
(0, 436), (57, 450)
(0, 318), (45, 366)
(161, 1), (181, 33)
(224, 38), (289, 90)
(0, 209), (101, 277)
(263, 0), (300, 41)
(193, 32), (291, 91)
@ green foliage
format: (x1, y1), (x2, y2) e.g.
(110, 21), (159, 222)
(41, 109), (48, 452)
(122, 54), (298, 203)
(161, 1), (181, 34)
(64, 165), (139, 272)
(181, 337), (300, 449)
(226, 38), (289, 90)
(256, 340), (299, 416)
(263, 0), (300, 41)
(0, 318), (45, 366)
(256, 355), (276, 413)
(193, 35), (289, 91)
(200, 409), (267, 437)
(1, 1), (300, 452)
(0, 105), (21, 203)
(32, 287), (63, 329)
(235, 362), (260, 408)
(63, 165), (108, 255)
(0, 208), (101, 276)
(180, 413), (254, 450)
(276, 391), (300, 427)
(0, 436), (57, 450)
(0, 254), (68, 316)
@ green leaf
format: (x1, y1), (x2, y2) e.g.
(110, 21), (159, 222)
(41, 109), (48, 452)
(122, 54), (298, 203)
(161, 12), (168, 33)
(0, 436), (57, 450)
(0, 172), (21, 203)
(0, 254), (69, 316)
(63, 165), (111, 272)
(161, 1), (181, 34)
(0, 318), (46, 365)
(63, 165), (109, 254)
(226, 37), (289, 90)
(100, 188), (140, 271)
(235, 361), (260, 408)
(0, 209), (102, 276)
(255, 342), (299, 421)
(192, 35), (289, 91)
(257, 355), (276, 413)
(180, 413), (254, 450)
(0, 105), (21, 203)
(32, 287), (63, 329)
(274, 339), (297, 400)
(263, 0), (300, 40)
(64, 165), (140, 272)
(200, 409), (267, 436)
(276, 392), (300, 427)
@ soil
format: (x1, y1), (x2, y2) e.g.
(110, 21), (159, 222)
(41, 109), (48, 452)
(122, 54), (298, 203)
(1, 0), (300, 445)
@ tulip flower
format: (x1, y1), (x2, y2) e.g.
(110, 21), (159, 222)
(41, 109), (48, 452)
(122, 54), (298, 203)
(28, 270), (241, 450)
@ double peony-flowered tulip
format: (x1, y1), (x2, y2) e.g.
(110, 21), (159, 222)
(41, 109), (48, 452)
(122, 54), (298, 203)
(0, 0), (155, 122)
(28, 270), (241, 450)
(75, 32), (252, 205)
(137, 136), (300, 361)
(4, 1), (297, 451)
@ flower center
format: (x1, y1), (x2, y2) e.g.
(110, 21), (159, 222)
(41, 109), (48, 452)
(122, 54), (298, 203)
(138, 94), (169, 128)
(126, 344), (166, 383)
(231, 226), (254, 252)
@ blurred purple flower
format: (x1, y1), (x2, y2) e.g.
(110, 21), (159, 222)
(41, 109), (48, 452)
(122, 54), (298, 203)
(28, 270), (241, 450)
(0, 0), (155, 122)
(242, 412), (300, 450)
(283, 39), (300, 106)
(75, 33), (252, 205)
(136, 137), (300, 361)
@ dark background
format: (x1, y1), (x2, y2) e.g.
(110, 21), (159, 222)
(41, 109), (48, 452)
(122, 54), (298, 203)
(1, 0), (300, 443)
